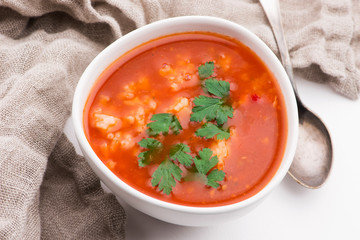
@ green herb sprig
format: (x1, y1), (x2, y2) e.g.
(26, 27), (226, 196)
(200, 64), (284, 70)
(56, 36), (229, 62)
(147, 113), (182, 136)
(195, 122), (230, 140)
(194, 148), (225, 188)
(138, 138), (162, 167)
(193, 62), (233, 137)
(137, 61), (232, 195)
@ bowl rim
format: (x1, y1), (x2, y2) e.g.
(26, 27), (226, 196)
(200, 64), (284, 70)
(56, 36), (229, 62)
(72, 15), (298, 215)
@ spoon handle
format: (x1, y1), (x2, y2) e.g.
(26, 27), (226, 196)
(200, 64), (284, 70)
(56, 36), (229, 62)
(259, 0), (301, 104)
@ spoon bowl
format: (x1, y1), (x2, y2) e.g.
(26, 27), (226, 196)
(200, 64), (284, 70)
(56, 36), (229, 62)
(260, 0), (333, 188)
(289, 104), (333, 188)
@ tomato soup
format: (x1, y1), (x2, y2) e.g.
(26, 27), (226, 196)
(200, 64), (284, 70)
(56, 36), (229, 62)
(84, 32), (287, 207)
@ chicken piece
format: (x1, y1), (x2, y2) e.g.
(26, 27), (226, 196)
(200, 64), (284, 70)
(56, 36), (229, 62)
(168, 74), (186, 91)
(211, 140), (230, 170)
(123, 97), (142, 106)
(159, 63), (174, 76)
(121, 77), (151, 100)
(144, 97), (157, 110)
(121, 82), (136, 100)
(122, 100), (154, 131)
(160, 60), (196, 92)
(123, 92), (135, 100)
(109, 132), (121, 152)
(134, 107), (146, 132)
(99, 95), (110, 104)
(120, 133), (135, 149)
(167, 97), (189, 113)
(218, 53), (231, 71)
(170, 82), (181, 91)
(93, 113), (120, 131)
(167, 97), (192, 127)
(109, 132), (135, 151)
(124, 116), (135, 125)
(169, 71), (196, 91)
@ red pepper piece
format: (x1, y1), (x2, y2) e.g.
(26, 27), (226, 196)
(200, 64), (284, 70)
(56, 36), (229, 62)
(251, 94), (260, 102)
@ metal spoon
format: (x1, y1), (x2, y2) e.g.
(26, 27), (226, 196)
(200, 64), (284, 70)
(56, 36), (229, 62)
(259, 0), (333, 188)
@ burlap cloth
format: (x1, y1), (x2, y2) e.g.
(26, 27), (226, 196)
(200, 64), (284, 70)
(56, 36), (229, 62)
(0, 0), (359, 239)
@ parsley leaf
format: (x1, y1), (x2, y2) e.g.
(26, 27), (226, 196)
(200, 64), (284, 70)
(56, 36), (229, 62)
(169, 143), (193, 167)
(194, 148), (218, 174)
(195, 123), (230, 140)
(193, 148), (225, 188)
(138, 138), (162, 167)
(190, 96), (233, 125)
(207, 169), (225, 188)
(198, 62), (215, 80)
(147, 113), (182, 136)
(204, 78), (230, 98)
(215, 104), (233, 126)
(151, 159), (182, 195)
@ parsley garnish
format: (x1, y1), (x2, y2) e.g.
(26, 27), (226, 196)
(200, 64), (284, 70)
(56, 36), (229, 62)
(198, 61), (215, 79)
(193, 148), (225, 188)
(151, 159), (182, 195)
(137, 60), (234, 195)
(169, 143), (193, 167)
(204, 78), (230, 98)
(147, 113), (182, 136)
(195, 122), (230, 140)
(191, 63), (233, 125)
(138, 138), (162, 167)
(190, 96), (233, 125)
(207, 169), (226, 188)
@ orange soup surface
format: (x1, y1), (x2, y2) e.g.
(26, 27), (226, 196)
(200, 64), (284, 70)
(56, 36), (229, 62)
(84, 32), (287, 207)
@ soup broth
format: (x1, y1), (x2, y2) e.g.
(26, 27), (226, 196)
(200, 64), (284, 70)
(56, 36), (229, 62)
(84, 32), (287, 207)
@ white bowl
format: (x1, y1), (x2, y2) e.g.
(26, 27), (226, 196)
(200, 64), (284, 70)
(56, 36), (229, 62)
(72, 16), (298, 226)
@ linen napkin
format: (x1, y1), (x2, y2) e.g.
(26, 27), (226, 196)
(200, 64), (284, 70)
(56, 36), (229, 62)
(0, 0), (359, 239)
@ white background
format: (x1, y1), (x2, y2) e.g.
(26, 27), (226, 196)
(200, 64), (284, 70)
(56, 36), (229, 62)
(65, 75), (360, 240)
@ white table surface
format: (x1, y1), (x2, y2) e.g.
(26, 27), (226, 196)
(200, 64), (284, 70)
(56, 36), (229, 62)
(64, 75), (360, 240)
